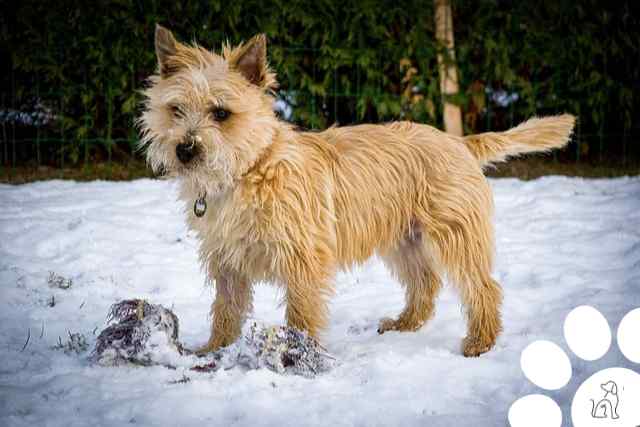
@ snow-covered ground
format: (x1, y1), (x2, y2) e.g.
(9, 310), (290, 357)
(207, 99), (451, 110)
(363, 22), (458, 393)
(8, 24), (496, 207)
(1, 177), (639, 427)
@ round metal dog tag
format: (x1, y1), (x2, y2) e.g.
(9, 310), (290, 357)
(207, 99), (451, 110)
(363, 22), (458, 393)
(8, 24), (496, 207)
(194, 196), (207, 217)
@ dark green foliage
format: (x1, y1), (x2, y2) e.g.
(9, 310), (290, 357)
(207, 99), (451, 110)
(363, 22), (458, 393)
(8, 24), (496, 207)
(453, 0), (639, 161)
(0, 0), (638, 167)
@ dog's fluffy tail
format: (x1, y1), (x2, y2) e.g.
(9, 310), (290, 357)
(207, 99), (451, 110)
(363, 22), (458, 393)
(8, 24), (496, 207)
(462, 114), (576, 166)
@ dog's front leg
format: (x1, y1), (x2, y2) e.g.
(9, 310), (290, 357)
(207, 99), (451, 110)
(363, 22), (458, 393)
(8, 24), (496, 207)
(195, 271), (253, 355)
(282, 260), (334, 339)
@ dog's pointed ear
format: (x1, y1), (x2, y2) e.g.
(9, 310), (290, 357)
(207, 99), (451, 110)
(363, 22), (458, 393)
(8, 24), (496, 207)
(226, 34), (277, 91)
(155, 24), (179, 78)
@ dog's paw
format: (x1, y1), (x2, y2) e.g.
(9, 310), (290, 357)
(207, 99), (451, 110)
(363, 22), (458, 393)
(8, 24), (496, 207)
(377, 317), (397, 334)
(461, 336), (494, 357)
(377, 317), (423, 334)
(192, 343), (222, 357)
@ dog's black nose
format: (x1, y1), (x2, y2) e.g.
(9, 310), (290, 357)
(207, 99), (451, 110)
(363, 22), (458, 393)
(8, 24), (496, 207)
(175, 142), (196, 163)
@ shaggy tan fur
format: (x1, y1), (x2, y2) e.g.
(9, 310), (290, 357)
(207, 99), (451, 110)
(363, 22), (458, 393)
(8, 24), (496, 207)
(139, 25), (576, 357)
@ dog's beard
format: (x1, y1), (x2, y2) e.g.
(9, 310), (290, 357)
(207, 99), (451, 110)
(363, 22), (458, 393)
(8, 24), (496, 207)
(146, 139), (236, 197)
(184, 143), (235, 196)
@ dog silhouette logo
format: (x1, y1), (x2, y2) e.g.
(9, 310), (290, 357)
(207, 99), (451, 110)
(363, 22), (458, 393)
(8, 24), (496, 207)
(590, 380), (620, 419)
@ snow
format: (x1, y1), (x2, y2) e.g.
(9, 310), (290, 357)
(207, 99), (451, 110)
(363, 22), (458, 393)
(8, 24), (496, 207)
(1, 176), (639, 427)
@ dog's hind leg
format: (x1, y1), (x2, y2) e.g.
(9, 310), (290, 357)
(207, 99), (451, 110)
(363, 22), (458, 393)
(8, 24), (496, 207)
(423, 189), (503, 357)
(378, 225), (443, 334)
(459, 274), (502, 357)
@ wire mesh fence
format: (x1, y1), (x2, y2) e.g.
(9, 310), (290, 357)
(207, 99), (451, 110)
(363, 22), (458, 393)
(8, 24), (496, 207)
(1, 56), (638, 179)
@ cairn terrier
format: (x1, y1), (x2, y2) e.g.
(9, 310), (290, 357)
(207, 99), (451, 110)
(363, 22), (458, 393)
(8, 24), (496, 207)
(139, 25), (575, 357)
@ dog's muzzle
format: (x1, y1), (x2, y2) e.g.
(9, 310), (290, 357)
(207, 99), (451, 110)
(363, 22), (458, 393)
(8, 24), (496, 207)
(176, 141), (197, 164)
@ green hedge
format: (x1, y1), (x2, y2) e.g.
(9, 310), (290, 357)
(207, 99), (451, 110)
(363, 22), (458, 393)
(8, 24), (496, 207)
(1, 0), (638, 165)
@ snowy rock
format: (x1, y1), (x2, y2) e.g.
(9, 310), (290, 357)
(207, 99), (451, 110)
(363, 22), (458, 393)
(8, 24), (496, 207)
(92, 299), (335, 377)
(208, 322), (335, 378)
(92, 299), (182, 367)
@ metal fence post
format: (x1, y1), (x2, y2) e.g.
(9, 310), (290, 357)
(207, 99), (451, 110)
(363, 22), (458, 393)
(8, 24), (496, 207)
(130, 70), (137, 157)
(485, 86), (491, 132)
(106, 84), (113, 177)
(83, 72), (90, 171)
(311, 52), (317, 129)
(1, 93), (6, 167)
(59, 96), (65, 176)
(598, 117), (605, 163)
(622, 125), (628, 165)
(36, 78), (41, 167)
(334, 67), (338, 124)
(11, 68), (16, 171)
(575, 106), (581, 162)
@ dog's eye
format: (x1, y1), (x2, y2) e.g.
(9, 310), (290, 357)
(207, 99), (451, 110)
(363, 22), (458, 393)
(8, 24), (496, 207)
(169, 105), (183, 118)
(211, 108), (230, 121)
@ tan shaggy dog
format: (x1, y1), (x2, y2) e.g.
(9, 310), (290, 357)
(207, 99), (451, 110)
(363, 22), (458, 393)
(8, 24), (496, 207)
(139, 25), (575, 357)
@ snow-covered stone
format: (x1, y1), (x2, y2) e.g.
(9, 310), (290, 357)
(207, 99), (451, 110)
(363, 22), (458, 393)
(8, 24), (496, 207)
(92, 299), (334, 377)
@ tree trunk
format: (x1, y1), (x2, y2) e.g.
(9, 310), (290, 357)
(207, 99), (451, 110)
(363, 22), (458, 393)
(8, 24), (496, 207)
(434, 0), (463, 136)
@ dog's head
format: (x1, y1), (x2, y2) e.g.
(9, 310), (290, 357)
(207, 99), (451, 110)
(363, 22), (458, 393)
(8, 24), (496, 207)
(600, 381), (618, 395)
(138, 25), (279, 195)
